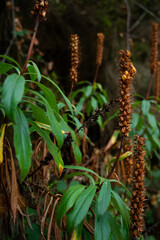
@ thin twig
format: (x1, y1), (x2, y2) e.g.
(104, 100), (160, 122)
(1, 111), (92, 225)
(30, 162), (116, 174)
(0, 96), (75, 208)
(93, 65), (100, 85)
(21, 14), (40, 75)
(146, 73), (153, 99)
(107, 136), (124, 179)
(130, 12), (147, 32)
(124, 0), (131, 50)
(133, 1), (160, 23)
(68, 81), (74, 100)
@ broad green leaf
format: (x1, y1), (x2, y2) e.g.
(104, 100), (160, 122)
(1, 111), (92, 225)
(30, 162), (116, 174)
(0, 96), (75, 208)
(30, 61), (41, 82)
(64, 165), (100, 180)
(91, 96), (98, 109)
(2, 73), (25, 121)
(109, 180), (131, 197)
(76, 97), (86, 112)
(111, 191), (130, 231)
(0, 55), (21, 69)
(97, 180), (111, 219)
(42, 75), (73, 115)
(27, 65), (37, 81)
(72, 142), (82, 164)
(147, 113), (157, 129)
(0, 63), (14, 74)
(28, 120), (64, 173)
(56, 184), (85, 228)
(38, 83), (59, 114)
(95, 204), (111, 240)
(67, 185), (97, 233)
(13, 108), (32, 181)
(46, 101), (64, 149)
(106, 211), (123, 240)
(31, 104), (49, 124)
(84, 85), (92, 98)
(141, 100), (150, 116)
(0, 124), (6, 165)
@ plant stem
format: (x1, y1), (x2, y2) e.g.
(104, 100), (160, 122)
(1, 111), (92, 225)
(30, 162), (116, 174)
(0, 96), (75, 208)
(146, 73), (153, 99)
(107, 136), (124, 179)
(21, 15), (40, 75)
(68, 81), (74, 100)
(93, 65), (100, 85)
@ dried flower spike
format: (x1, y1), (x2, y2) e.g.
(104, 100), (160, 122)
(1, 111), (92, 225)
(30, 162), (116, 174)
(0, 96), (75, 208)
(130, 135), (145, 240)
(154, 61), (160, 99)
(123, 137), (133, 184)
(96, 33), (105, 66)
(118, 50), (136, 137)
(31, 0), (49, 21)
(70, 34), (79, 84)
(150, 22), (158, 74)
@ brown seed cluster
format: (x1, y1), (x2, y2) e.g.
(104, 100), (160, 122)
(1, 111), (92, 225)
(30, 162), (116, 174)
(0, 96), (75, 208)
(150, 22), (158, 74)
(154, 61), (160, 99)
(70, 34), (79, 84)
(123, 137), (133, 184)
(96, 33), (105, 66)
(31, 0), (49, 21)
(119, 50), (136, 137)
(130, 135), (145, 240)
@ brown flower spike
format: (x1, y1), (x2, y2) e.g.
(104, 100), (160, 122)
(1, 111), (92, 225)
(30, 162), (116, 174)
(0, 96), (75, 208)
(130, 135), (145, 240)
(96, 33), (105, 66)
(150, 22), (158, 74)
(31, 0), (49, 21)
(123, 137), (133, 184)
(119, 50), (136, 137)
(70, 34), (79, 84)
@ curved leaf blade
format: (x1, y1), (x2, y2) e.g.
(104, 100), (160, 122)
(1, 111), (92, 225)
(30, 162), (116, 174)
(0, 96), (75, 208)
(13, 108), (32, 181)
(56, 184), (85, 228)
(67, 185), (97, 233)
(97, 180), (111, 219)
(2, 73), (25, 121)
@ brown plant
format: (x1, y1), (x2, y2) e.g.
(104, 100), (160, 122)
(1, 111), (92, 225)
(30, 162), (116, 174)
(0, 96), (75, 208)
(130, 135), (145, 240)
(150, 22), (158, 75)
(123, 136), (133, 184)
(118, 50), (136, 137)
(70, 34), (79, 84)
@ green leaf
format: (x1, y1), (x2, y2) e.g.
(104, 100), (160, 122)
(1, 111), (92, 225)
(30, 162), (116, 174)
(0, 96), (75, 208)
(67, 185), (97, 233)
(95, 204), (111, 240)
(0, 63), (14, 74)
(76, 97), (86, 112)
(141, 100), (150, 116)
(46, 101), (64, 149)
(31, 104), (49, 124)
(2, 73), (25, 121)
(29, 61), (41, 82)
(38, 83), (59, 114)
(97, 180), (111, 219)
(111, 190), (130, 231)
(0, 55), (21, 69)
(91, 96), (98, 109)
(147, 113), (157, 129)
(105, 211), (123, 240)
(27, 65), (37, 81)
(56, 184), (85, 228)
(42, 75), (73, 115)
(84, 85), (92, 98)
(72, 142), (82, 164)
(13, 108), (32, 181)
(28, 120), (64, 172)
(64, 165), (100, 180)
